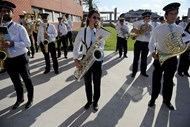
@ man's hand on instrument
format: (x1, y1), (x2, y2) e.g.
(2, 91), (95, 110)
(152, 52), (158, 60)
(2, 40), (14, 48)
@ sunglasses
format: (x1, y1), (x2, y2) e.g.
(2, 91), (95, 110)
(120, 20), (124, 22)
(92, 16), (100, 20)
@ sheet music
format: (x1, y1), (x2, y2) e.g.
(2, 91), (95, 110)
(95, 27), (111, 40)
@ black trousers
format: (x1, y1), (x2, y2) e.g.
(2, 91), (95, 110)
(5, 53), (34, 101)
(84, 61), (102, 104)
(132, 41), (149, 74)
(33, 31), (38, 52)
(27, 35), (35, 57)
(40, 42), (58, 72)
(115, 35), (119, 52)
(151, 57), (177, 102)
(57, 35), (68, 57)
(178, 50), (190, 74)
(118, 37), (127, 57)
(67, 31), (73, 50)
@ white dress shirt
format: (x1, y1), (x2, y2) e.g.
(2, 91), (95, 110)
(182, 31), (190, 45)
(4, 20), (31, 58)
(73, 26), (105, 60)
(116, 22), (129, 38)
(65, 19), (73, 32)
(133, 20), (152, 42)
(149, 22), (183, 54)
(37, 23), (57, 44)
(178, 21), (187, 29)
(57, 23), (68, 36)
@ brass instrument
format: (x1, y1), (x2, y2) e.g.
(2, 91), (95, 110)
(74, 36), (104, 81)
(130, 24), (152, 40)
(158, 30), (188, 65)
(0, 15), (7, 70)
(43, 24), (49, 53)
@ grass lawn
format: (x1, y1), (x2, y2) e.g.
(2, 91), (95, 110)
(104, 27), (135, 51)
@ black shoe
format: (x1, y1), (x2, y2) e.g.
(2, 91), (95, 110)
(12, 99), (24, 109)
(184, 72), (190, 77)
(57, 55), (61, 58)
(55, 70), (59, 74)
(84, 102), (92, 109)
(123, 56), (128, 58)
(163, 101), (175, 110)
(119, 55), (122, 58)
(148, 99), (155, 107)
(131, 73), (136, 77)
(178, 72), (183, 77)
(141, 73), (149, 77)
(25, 100), (33, 109)
(64, 56), (68, 59)
(93, 103), (99, 111)
(43, 70), (50, 74)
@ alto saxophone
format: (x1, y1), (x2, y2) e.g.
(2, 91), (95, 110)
(43, 24), (49, 53)
(0, 16), (7, 71)
(74, 36), (104, 81)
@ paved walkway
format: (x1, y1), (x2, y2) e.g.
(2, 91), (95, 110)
(0, 51), (190, 127)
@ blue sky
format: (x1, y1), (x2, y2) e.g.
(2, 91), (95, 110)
(84, 0), (190, 18)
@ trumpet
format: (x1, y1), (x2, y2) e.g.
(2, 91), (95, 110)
(43, 24), (49, 53)
(0, 15), (7, 71)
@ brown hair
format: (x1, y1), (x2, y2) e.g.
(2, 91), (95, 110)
(86, 9), (100, 27)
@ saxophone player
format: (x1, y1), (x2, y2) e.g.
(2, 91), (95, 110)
(131, 12), (152, 77)
(148, 2), (182, 110)
(0, 0), (34, 109)
(37, 13), (59, 74)
(73, 9), (104, 111)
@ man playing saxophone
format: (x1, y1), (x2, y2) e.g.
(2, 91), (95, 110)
(0, 0), (34, 109)
(148, 2), (185, 110)
(37, 13), (59, 74)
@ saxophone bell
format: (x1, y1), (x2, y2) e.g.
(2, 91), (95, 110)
(93, 48), (104, 61)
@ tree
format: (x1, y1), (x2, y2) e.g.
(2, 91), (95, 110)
(83, 0), (98, 11)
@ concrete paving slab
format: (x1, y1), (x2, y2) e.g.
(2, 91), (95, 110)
(0, 51), (190, 127)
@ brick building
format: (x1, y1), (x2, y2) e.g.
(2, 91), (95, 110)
(4, 0), (83, 29)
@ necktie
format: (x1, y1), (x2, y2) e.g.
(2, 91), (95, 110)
(168, 24), (175, 38)
(91, 29), (95, 44)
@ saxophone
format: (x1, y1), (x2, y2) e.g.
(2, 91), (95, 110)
(0, 15), (7, 71)
(74, 36), (104, 81)
(158, 30), (188, 65)
(43, 24), (49, 53)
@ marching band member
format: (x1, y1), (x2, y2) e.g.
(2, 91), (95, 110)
(57, 17), (68, 58)
(178, 22), (190, 77)
(65, 14), (73, 51)
(37, 13), (59, 74)
(148, 2), (183, 110)
(150, 16), (160, 29)
(73, 9), (104, 111)
(116, 16), (129, 58)
(0, 0), (34, 109)
(159, 16), (166, 24)
(131, 11), (152, 77)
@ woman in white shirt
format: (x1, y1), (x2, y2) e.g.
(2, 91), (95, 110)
(73, 9), (103, 111)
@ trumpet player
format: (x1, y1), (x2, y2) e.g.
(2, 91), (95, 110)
(131, 12), (152, 77)
(57, 17), (68, 58)
(73, 9), (103, 111)
(148, 2), (182, 110)
(0, 0), (34, 109)
(37, 13), (59, 74)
